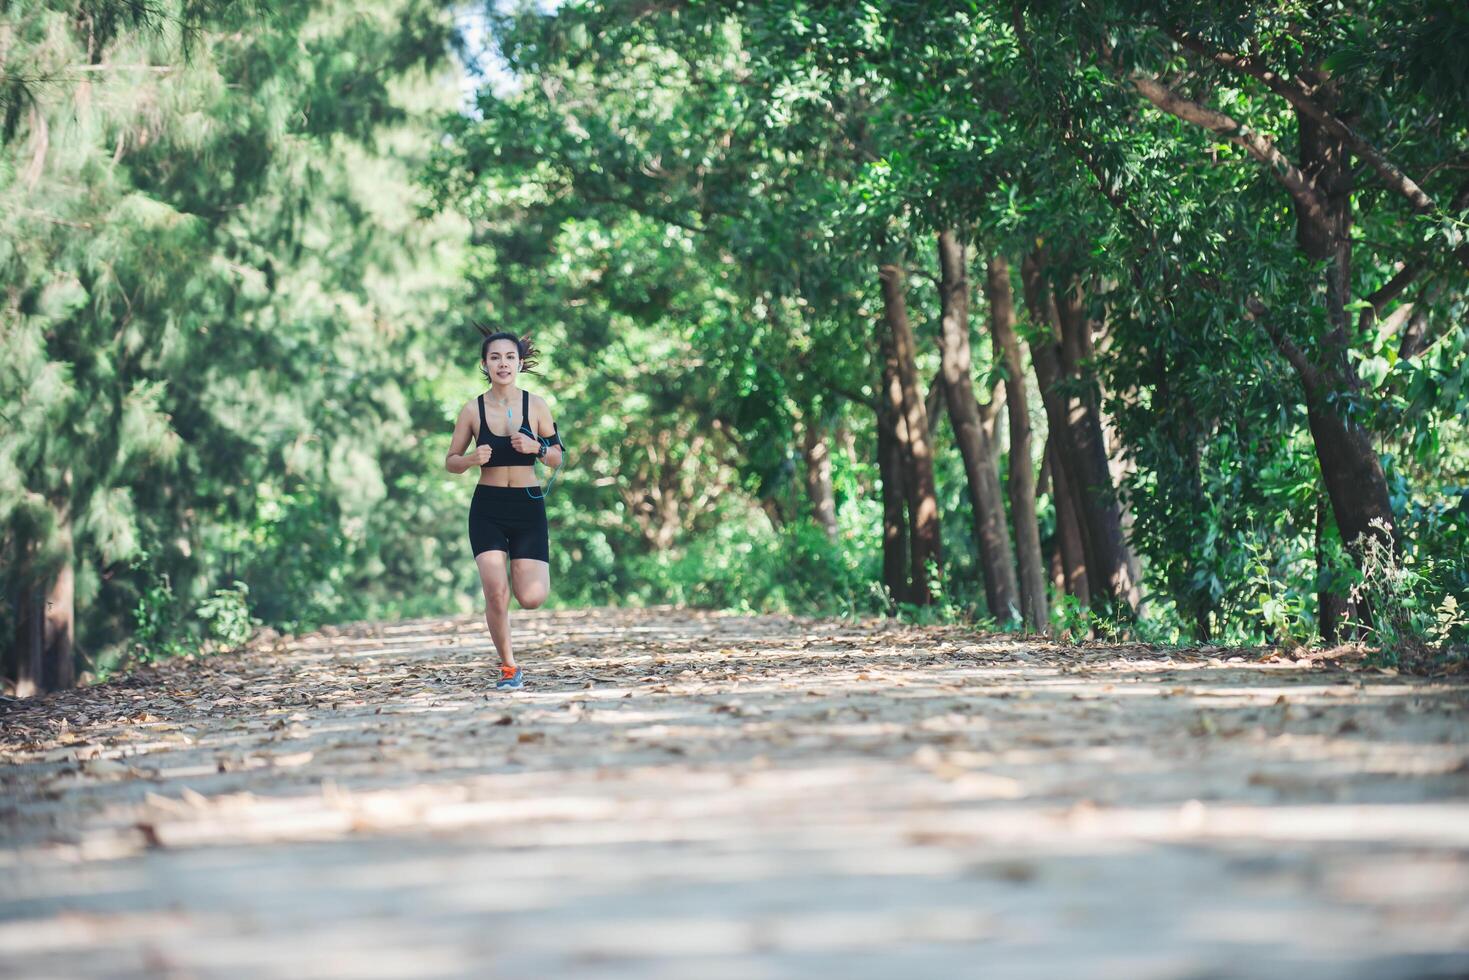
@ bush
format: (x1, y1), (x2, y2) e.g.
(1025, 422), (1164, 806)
(620, 516), (885, 616)
(1348, 519), (1468, 669)
(97, 554), (261, 681)
(196, 581), (258, 650)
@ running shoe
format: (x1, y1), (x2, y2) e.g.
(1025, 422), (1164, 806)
(496, 665), (525, 690)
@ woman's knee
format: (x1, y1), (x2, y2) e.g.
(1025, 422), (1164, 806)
(481, 574), (511, 607)
(515, 583), (548, 609)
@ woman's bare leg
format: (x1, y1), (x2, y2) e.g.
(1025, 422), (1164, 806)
(511, 558), (550, 610)
(476, 550), (514, 669)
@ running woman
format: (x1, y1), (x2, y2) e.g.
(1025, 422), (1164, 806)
(445, 331), (564, 690)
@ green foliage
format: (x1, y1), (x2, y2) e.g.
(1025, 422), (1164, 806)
(607, 515), (884, 617)
(1049, 593), (1092, 646)
(108, 553), (258, 680)
(3, 0), (470, 681)
(1347, 520), (1469, 668)
(127, 557), (192, 667)
(1242, 538), (1316, 649)
(196, 582), (257, 650)
(895, 558), (981, 628)
(420, 0), (1467, 663)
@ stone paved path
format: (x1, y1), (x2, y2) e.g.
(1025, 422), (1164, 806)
(2, 608), (1468, 978)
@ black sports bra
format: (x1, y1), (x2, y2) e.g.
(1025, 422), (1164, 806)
(476, 390), (539, 468)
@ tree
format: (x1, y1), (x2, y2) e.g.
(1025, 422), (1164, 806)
(3, 0), (464, 692)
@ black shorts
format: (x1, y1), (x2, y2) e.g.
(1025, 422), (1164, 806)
(468, 484), (549, 562)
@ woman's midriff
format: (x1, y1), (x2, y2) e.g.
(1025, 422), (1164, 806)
(478, 467), (539, 488)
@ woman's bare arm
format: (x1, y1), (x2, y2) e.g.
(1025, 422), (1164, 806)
(534, 394), (564, 468)
(445, 402), (486, 473)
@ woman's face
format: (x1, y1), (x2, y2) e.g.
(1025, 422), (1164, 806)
(484, 339), (520, 383)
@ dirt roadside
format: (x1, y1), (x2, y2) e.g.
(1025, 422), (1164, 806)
(3, 608), (1467, 979)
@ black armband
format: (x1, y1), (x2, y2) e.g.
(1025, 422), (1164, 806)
(535, 424), (562, 461)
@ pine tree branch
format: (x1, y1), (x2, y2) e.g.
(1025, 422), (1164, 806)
(0, 64), (176, 85)
(18, 208), (93, 230)
(67, 64), (175, 74)
(1128, 73), (1331, 232)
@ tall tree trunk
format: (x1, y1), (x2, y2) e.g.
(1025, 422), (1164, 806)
(1303, 378), (1396, 563)
(1126, 61), (1399, 641)
(936, 231), (1018, 622)
(803, 420), (838, 542)
(1038, 453), (1064, 593)
(892, 361), (928, 605)
(976, 391), (1019, 618)
(878, 340), (912, 606)
(985, 254), (1048, 630)
(45, 517), (75, 691)
(836, 421), (861, 496)
(1047, 436), (1091, 607)
(1287, 89), (1396, 637)
(923, 370), (944, 442)
(13, 510), (75, 696)
(1095, 380), (1145, 605)
(1294, 81), (1354, 349)
(1023, 264), (1096, 585)
(879, 260), (941, 604)
(1021, 250), (1138, 615)
(1235, 104), (1394, 640)
(1315, 491), (1348, 643)
(1053, 278), (1142, 612)
(13, 542), (43, 698)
